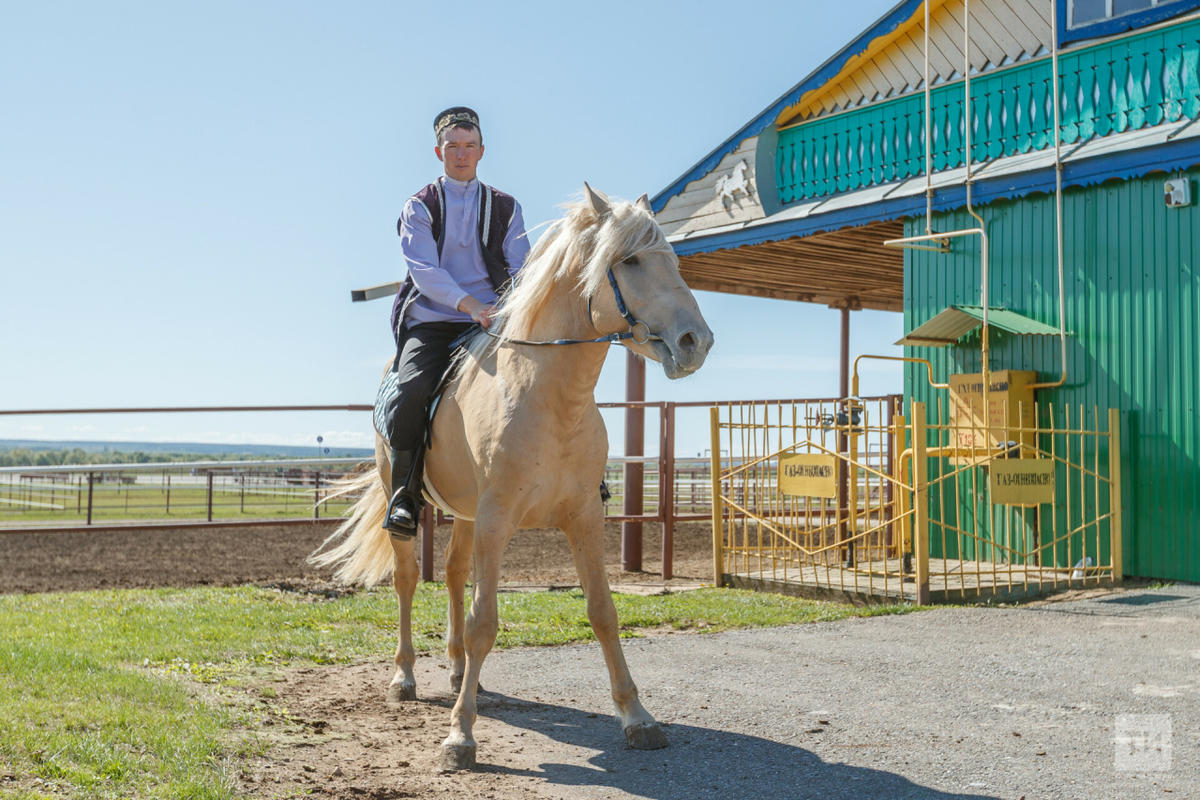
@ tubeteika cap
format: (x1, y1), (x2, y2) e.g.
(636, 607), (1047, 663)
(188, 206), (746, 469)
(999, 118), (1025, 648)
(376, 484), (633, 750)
(434, 106), (480, 138)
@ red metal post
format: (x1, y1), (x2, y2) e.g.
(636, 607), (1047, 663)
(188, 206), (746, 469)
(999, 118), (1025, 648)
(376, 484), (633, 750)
(622, 351), (646, 572)
(313, 472), (321, 520)
(661, 402), (676, 580)
(420, 505), (435, 582)
(86, 472), (94, 525)
(838, 307), (852, 567)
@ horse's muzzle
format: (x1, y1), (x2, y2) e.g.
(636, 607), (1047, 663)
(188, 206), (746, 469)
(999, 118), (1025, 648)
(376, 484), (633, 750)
(660, 322), (714, 379)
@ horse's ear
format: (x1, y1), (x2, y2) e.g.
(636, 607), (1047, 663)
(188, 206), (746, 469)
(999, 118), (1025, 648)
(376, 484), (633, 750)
(635, 193), (652, 213)
(583, 182), (610, 217)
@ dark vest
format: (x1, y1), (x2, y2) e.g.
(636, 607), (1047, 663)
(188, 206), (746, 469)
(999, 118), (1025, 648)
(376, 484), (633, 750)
(389, 180), (518, 343)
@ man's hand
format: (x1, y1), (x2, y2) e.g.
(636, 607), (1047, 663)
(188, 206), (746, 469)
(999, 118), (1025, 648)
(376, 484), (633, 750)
(457, 295), (495, 329)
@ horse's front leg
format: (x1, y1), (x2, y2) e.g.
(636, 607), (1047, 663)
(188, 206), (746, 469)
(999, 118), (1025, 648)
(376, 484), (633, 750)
(386, 536), (419, 702)
(562, 509), (668, 750)
(441, 508), (511, 770)
(445, 517), (475, 693)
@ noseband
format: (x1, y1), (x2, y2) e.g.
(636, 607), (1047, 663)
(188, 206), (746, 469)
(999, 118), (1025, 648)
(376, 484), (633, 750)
(482, 264), (661, 347)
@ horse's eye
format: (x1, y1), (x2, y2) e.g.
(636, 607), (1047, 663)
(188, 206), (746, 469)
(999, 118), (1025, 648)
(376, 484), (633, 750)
(622, 255), (639, 266)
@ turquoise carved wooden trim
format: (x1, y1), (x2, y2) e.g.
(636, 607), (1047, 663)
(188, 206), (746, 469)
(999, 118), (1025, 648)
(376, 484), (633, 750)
(776, 17), (1200, 205)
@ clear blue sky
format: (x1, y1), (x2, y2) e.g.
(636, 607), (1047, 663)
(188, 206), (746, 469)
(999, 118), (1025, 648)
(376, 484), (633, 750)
(1, 0), (903, 456)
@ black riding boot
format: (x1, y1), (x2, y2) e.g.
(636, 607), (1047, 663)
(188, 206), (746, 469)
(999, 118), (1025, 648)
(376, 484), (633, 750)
(384, 449), (420, 538)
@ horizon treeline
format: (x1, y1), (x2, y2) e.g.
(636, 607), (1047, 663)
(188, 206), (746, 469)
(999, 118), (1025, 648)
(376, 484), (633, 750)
(0, 448), (303, 467)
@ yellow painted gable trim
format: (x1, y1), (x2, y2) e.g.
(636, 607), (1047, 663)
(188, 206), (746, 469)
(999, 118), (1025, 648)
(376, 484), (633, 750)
(776, 0), (948, 129)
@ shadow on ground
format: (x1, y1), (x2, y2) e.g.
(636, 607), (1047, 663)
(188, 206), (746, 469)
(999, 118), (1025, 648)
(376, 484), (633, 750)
(468, 691), (998, 800)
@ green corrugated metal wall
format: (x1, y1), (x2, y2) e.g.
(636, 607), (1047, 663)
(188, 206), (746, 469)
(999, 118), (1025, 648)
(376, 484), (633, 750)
(904, 172), (1200, 582)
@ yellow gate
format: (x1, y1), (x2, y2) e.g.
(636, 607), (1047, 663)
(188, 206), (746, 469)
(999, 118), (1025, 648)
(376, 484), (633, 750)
(709, 397), (1122, 603)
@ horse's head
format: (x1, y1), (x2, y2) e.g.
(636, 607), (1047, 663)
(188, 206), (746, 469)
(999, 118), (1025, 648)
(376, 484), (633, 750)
(581, 184), (714, 379)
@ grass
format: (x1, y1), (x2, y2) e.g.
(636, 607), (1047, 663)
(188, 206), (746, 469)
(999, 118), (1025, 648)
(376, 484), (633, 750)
(0, 584), (919, 799)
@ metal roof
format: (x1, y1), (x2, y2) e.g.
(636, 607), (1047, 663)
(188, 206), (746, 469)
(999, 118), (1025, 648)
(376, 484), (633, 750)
(896, 305), (1062, 346)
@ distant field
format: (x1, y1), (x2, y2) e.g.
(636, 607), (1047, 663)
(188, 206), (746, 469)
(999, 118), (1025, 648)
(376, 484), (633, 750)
(0, 477), (356, 526)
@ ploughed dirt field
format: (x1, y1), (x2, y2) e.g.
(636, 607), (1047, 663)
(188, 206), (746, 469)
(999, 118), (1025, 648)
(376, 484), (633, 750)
(0, 519), (713, 594)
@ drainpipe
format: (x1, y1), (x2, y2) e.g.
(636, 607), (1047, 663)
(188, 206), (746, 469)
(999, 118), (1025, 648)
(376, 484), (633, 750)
(1030, 0), (1069, 389)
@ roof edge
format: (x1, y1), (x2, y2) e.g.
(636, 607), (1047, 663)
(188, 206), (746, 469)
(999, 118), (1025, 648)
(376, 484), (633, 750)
(650, 0), (923, 214)
(669, 135), (1200, 257)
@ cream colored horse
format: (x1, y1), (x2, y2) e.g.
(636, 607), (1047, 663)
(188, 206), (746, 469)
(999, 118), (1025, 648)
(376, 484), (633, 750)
(312, 185), (713, 770)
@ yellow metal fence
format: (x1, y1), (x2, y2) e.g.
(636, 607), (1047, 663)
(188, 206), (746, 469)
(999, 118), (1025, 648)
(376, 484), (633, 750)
(709, 398), (1121, 604)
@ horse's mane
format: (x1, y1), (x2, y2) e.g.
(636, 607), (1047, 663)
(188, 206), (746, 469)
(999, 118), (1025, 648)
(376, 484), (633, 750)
(452, 193), (671, 375)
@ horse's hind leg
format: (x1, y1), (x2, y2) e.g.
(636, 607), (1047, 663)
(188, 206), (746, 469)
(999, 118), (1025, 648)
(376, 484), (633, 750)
(563, 511), (667, 750)
(445, 517), (475, 693)
(386, 537), (419, 703)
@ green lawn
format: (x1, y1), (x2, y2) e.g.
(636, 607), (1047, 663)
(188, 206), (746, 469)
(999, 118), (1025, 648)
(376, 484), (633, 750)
(0, 584), (918, 799)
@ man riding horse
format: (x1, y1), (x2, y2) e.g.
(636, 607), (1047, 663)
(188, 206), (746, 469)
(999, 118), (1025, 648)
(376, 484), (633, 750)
(383, 107), (531, 536)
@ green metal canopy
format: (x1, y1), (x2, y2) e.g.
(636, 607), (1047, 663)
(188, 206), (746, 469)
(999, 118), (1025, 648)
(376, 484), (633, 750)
(896, 305), (1062, 347)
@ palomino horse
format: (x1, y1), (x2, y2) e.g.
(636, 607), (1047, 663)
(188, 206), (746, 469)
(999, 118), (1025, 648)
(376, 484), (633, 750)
(312, 185), (714, 770)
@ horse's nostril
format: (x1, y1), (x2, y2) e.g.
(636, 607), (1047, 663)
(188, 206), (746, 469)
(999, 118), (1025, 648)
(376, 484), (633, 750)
(678, 331), (698, 352)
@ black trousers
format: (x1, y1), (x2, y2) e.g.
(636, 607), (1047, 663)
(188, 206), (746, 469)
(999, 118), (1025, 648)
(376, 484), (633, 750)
(385, 321), (473, 453)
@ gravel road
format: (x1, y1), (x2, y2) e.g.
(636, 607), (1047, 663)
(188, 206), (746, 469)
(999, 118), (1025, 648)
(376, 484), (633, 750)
(414, 583), (1199, 800)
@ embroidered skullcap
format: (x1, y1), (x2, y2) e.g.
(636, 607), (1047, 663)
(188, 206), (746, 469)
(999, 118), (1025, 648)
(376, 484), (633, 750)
(434, 106), (480, 139)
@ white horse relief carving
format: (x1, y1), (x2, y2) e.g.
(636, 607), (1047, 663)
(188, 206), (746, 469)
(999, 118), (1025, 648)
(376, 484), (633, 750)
(714, 159), (757, 210)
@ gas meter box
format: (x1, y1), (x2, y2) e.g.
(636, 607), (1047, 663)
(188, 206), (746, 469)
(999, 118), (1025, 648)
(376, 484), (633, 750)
(948, 370), (1037, 464)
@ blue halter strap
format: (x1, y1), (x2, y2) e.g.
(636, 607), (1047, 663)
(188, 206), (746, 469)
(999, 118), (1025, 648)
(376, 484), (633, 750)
(483, 265), (660, 347)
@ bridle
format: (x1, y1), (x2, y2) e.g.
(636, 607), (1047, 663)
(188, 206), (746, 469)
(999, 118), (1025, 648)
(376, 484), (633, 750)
(481, 261), (662, 347)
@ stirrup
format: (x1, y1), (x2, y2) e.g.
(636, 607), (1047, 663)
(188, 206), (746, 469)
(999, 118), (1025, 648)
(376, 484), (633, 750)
(384, 491), (418, 540)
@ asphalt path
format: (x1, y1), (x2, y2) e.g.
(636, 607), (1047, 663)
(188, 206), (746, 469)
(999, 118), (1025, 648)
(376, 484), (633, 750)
(462, 583), (1200, 799)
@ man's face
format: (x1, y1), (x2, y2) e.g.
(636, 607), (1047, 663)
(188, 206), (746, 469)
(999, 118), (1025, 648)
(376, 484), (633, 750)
(435, 126), (484, 182)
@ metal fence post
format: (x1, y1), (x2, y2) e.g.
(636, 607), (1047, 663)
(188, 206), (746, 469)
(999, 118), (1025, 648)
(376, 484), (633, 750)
(206, 472), (214, 522)
(420, 506), (434, 582)
(313, 471), (321, 520)
(709, 406), (724, 587)
(86, 472), (95, 525)
(912, 401), (930, 604)
(661, 403), (676, 580)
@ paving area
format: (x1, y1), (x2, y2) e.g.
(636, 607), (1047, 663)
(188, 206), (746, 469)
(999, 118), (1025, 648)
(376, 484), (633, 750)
(261, 582), (1199, 799)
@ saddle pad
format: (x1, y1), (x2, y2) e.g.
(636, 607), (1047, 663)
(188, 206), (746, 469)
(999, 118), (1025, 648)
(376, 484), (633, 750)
(372, 368), (399, 439)
(373, 325), (479, 443)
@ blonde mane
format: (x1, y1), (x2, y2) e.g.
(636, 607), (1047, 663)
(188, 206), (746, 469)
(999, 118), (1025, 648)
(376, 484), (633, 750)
(455, 193), (672, 369)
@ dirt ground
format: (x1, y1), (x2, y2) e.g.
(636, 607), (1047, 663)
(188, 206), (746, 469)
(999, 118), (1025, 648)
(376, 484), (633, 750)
(2, 519), (715, 799)
(0, 519), (713, 594)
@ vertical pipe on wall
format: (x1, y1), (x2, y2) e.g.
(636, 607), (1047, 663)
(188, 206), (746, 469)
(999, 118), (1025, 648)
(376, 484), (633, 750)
(1032, 0), (1070, 389)
(962, 0), (992, 413)
(924, 0), (934, 234)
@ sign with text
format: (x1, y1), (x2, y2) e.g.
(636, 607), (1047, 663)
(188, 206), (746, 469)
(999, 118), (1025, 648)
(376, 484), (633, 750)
(990, 459), (1055, 505)
(778, 454), (838, 498)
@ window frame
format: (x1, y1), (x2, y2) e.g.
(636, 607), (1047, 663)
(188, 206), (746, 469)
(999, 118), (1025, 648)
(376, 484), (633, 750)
(1057, 0), (1200, 45)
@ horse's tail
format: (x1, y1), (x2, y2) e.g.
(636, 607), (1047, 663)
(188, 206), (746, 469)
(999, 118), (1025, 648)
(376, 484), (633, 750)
(308, 464), (395, 586)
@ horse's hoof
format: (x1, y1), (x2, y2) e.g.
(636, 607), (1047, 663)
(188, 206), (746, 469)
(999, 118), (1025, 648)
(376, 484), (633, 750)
(450, 674), (484, 694)
(624, 722), (668, 750)
(439, 741), (477, 771)
(386, 682), (417, 703)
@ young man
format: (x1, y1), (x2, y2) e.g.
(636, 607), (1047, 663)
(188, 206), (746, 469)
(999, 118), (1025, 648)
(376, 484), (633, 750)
(382, 106), (530, 536)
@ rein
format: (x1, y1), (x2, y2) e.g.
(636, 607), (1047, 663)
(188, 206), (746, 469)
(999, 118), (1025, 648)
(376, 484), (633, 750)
(482, 266), (661, 347)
